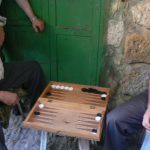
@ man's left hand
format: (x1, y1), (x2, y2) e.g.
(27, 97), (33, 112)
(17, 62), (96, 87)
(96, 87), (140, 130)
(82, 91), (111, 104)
(143, 109), (150, 132)
(32, 17), (44, 32)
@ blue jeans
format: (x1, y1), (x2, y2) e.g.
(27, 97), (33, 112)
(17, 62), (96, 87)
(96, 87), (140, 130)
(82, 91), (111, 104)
(141, 132), (150, 150)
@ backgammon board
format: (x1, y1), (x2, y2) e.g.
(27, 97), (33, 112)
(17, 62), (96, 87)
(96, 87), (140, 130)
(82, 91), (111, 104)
(23, 81), (110, 141)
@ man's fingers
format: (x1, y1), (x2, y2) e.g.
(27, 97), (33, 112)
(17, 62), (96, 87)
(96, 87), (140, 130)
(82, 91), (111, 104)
(12, 100), (18, 106)
(33, 25), (39, 32)
(143, 117), (150, 130)
(32, 19), (44, 32)
(12, 95), (19, 106)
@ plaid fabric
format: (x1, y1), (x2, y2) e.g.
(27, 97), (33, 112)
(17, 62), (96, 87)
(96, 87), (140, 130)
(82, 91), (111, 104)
(0, 89), (27, 128)
(0, 103), (11, 128)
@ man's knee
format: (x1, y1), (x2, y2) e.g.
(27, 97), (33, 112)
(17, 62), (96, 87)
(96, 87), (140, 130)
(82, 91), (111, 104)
(26, 61), (43, 77)
(106, 109), (123, 127)
(28, 61), (41, 72)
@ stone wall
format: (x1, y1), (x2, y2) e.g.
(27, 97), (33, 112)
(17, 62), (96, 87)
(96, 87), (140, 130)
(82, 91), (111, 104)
(105, 0), (150, 109)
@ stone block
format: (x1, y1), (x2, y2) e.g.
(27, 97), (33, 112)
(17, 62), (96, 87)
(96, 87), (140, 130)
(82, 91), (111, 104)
(107, 19), (124, 47)
(120, 64), (150, 95)
(143, 28), (150, 41)
(125, 34), (150, 63)
(131, 1), (150, 29)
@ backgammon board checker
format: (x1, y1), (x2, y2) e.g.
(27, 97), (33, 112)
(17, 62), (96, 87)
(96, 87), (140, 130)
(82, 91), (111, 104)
(23, 81), (110, 150)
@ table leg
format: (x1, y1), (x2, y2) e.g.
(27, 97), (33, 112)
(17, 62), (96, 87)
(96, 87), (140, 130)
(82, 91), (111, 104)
(78, 139), (90, 150)
(40, 131), (48, 150)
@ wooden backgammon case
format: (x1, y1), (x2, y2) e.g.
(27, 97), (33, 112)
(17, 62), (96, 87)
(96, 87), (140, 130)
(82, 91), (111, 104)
(24, 81), (110, 141)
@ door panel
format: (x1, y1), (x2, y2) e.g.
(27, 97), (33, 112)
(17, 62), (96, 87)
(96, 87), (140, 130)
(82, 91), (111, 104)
(56, 0), (92, 30)
(50, 0), (101, 84)
(1, 0), (107, 85)
(5, 27), (50, 63)
(57, 35), (92, 84)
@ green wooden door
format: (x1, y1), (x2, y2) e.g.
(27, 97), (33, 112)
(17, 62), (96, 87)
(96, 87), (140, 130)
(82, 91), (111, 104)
(49, 0), (104, 85)
(1, 0), (107, 85)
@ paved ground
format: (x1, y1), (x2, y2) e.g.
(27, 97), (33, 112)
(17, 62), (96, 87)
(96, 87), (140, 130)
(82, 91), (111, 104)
(3, 113), (78, 150)
(3, 113), (41, 150)
(3, 113), (140, 150)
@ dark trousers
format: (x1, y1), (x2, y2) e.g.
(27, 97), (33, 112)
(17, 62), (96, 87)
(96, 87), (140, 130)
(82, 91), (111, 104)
(0, 61), (46, 150)
(0, 61), (46, 107)
(0, 125), (7, 150)
(103, 90), (148, 150)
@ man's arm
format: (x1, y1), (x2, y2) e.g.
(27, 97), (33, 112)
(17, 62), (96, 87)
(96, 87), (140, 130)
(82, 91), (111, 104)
(15, 0), (44, 32)
(142, 81), (150, 131)
(0, 91), (19, 106)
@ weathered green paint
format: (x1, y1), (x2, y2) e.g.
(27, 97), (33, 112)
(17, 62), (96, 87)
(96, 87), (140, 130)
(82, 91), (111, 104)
(1, 0), (109, 85)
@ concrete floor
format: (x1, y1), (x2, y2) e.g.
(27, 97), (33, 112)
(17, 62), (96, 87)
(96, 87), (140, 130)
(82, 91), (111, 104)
(3, 113), (99, 150)
(4, 113), (141, 150)
(4, 113), (41, 150)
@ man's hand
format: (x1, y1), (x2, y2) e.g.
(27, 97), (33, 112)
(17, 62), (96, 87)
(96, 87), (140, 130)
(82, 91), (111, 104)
(0, 26), (5, 48)
(144, 80), (150, 132)
(0, 91), (19, 106)
(15, 0), (45, 32)
(31, 17), (44, 32)
(142, 109), (150, 132)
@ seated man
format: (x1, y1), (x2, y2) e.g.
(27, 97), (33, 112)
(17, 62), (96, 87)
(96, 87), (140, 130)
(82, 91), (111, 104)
(0, 0), (46, 150)
(103, 80), (149, 150)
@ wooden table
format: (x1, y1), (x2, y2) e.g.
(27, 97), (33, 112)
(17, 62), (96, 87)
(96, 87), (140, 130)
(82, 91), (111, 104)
(24, 81), (110, 150)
